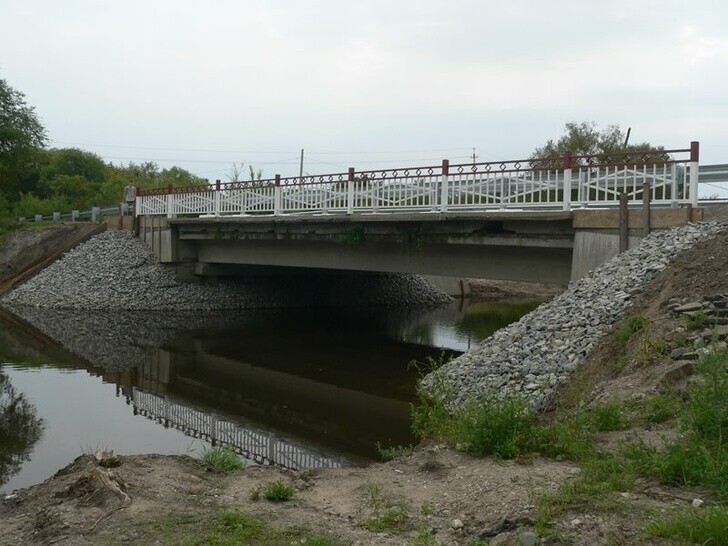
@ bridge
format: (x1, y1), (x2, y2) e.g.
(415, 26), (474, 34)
(135, 143), (705, 283)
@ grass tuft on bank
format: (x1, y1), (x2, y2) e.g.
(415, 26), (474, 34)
(202, 445), (246, 471)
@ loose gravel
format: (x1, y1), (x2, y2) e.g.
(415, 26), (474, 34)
(423, 222), (728, 410)
(1, 230), (450, 311)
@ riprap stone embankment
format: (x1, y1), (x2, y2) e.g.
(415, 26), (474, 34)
(1, 230), (450, 311)
(423, 222), (727, 410)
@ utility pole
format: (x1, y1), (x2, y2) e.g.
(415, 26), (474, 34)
(299, 149), (304, 181)
(623, 127), (631, 148)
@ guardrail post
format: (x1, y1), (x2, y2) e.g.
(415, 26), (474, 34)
(52, 212), (60, 221)
(72, 210), (79, 221)
(166, 184), (174, 219)
(670, 163), (678, 207)
(347, 168), (354, 215)
(91, 207), (100, 222)
(562, 151), (573, 211)
(643, 181), (651, 237)
(274, 175), (282, 216)
(214, 179), (221, 216)
(440, 160), (450, 213)
(34, 214), (43, 223)
(690, 141), (699, 207)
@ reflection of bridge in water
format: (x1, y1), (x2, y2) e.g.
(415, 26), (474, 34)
(131, 388), (343, 470)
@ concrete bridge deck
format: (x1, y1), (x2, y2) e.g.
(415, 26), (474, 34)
(139, 206), (699, 285)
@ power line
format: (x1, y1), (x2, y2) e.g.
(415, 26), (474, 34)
(49, 139), (469, 156)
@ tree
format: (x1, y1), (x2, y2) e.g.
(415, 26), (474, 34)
(531, 122), (664, 166)
(0, 79), (47, 200)
(40, 148), (106, 184)
(0, 79), (46, 157)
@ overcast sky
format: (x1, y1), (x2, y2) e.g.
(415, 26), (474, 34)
(1, 0), (727, 184)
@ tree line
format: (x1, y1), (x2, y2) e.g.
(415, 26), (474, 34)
(0, 78), (208, 218)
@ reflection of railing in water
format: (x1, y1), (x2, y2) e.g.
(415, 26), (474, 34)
(132, 388), (343, 470)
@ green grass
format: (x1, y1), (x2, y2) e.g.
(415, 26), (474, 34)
(646, 506), (728, 545)
(359, 482), (409, 535)
(535, 455), (635, 532)
(584, 401), (630, 432)
(624, 350), (728, 500)
(685, 309), (709, 331)
(202, 445), (246, 471)
(408, 525), (438, 546)
(376, 443), (414, 461)
(613, 315), (648, 345)
(262, 479), (295, 502)
(628, 393), (682, 424)
(136, 509), (341, 545)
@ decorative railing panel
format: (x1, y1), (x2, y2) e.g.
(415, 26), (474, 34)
(136, 143), (700, 217)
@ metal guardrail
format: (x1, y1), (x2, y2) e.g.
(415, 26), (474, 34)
(17, 204), (125, 223)
(699, 163), (728, 185)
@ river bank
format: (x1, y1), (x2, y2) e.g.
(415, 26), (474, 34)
(3, 223), (728, 544)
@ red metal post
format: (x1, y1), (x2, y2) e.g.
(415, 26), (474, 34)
(167, 184), (173, 194)
(215, 179), (221, 191)
(563, 151), (573, 170)
(690, 141), (699, 163)
(441, 159), (449, 176)
(275, 174), (281, 186)
(348, 167), (355, 182)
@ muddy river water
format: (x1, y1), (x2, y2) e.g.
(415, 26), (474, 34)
(0, 300), (536, 493)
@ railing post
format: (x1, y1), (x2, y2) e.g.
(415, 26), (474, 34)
(440, 160), (449, 213)
(347, 167), (355, 215)
(214, 179), (221, 216)
(562, 151), (573, 211)
(689, 141), (699, 207)
(166, 184), (174, 219)
(274, 175), (282, 216)
(91, 207), (100, 222)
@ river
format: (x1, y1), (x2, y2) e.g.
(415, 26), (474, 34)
(0, 300), (537, 493)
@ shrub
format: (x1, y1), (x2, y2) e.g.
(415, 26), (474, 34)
(458, 394), (537, 458)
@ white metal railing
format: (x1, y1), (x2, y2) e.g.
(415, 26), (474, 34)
(132, 388), (343, 470)
(136, 143), (701, 218)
